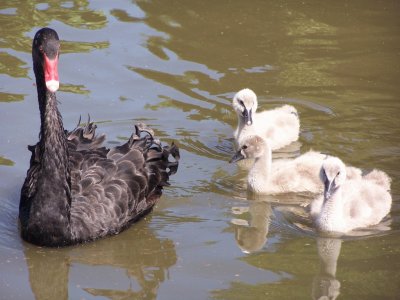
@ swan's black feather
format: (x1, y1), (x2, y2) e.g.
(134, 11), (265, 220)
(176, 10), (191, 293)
(22, 117), (179, 246)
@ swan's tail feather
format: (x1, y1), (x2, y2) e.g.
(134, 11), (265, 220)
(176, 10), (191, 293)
(145, 139), (180, 187)
(135, 122), (155, 138)
(109, 122), (179, 199)
(363, 169), (392, 191)
(67, 116), (106, 150)
(166, 142), (180, 175)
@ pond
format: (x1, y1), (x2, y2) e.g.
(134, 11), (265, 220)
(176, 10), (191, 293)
(1, 1), (399, 299)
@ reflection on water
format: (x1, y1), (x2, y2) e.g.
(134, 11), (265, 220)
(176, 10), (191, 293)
(0, 1), (107, 52)
(23, 218), (176, 300)
(0, 52), (28, 78)
(312, 238), (342, 300)
(0, 156), (14, 166)
(231, 201), (272, 253)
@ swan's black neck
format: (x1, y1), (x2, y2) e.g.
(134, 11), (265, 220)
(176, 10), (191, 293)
(34, 78), (72, 240)
(38, 88), (70, 186)
(22, 40), (73, 246)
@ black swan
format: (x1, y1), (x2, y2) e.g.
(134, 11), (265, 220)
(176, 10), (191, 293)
(19, 27), (180, 247)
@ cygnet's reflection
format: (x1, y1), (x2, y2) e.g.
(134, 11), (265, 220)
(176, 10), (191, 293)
(23, 219), (177, 300)
(312, 237), (342, 300)
(231, 200), (272, 253)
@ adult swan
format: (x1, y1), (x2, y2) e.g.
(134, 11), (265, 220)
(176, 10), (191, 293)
(19, 28), (179, 247)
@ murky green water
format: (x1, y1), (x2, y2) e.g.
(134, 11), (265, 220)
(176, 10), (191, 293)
(1, 1), (399, 299)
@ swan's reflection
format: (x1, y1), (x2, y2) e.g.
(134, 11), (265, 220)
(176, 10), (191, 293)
(231, 200), (272, 253)
(312, 237), (342, 300)
(23, 218), (176, 300)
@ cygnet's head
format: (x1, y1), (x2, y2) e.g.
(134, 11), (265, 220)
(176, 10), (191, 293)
(232, 88), (258, 126)
(229, 136), (267, 163)
(320, 156), (347, 200)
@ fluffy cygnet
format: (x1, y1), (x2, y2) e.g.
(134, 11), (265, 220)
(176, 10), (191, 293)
(310, 156), (392, 234)
(232, 88), (300, 150)
(229, 136), (361, 195)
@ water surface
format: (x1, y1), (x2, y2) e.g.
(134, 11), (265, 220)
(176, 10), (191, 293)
(1, 1), (399, 299)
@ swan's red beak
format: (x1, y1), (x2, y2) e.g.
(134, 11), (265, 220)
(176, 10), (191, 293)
(44, 53), (59, 93)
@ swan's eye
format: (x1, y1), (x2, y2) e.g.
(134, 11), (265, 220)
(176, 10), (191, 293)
(39, 46), (44, 53)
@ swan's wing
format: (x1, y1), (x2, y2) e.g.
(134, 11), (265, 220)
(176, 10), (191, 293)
(20, 144), (41, 219)
(69, 124), (179, 242)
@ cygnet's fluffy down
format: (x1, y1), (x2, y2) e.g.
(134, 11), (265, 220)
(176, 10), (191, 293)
(232, 88), (300, 150)
(310, 156), (392, 234)
(229, 136), (361, 195)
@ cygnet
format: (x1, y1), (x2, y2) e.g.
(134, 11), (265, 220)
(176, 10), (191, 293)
(232, 88), (300, 150)
(310, 156), (392, 234)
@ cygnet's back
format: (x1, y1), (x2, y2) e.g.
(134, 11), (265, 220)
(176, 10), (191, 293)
(230, 136), (362, 195)
(310, 156), (392, 233)
(362, 169), (391, 191)
(269, 150), (328, 194)
(232, 88), (300, 150)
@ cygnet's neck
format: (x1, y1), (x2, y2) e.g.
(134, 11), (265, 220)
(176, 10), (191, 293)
(237, 113), (249, 130)
(248, 146), (272, 191)
(318, 187), (345, 232)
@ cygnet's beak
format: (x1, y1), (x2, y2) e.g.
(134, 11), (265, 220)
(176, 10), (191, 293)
(242, 108), (253, 126)
(229, 150), (245, 163)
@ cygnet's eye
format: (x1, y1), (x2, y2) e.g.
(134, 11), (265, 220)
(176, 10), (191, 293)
(238, 99), (244, 107)
(337, 171), (341, 177)
(242, 145), (248, 150)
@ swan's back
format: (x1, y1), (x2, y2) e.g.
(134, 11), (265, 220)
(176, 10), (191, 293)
(68, 123), (179, 243)
(21, 121), (179, 245)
